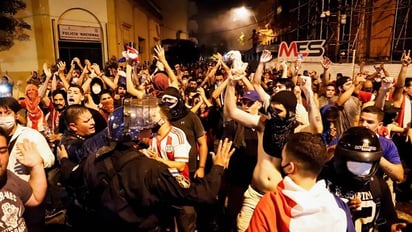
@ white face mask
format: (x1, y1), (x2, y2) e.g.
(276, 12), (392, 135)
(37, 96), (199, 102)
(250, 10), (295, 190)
(71, 77), (79, 84)
(0, 115), (16, 131)
(92, 85), (102, 94)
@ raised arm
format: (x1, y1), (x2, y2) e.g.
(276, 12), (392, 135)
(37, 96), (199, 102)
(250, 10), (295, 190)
(380, 63), (391, 78)
(241, 74), (254, 91)
(191, 86), (213, 113)
(253, 50), (272, 109)
(392, 50), (411, 107)
(224, 76), (261, 128)
(374, 77), (394, 110)
(290, 59), (302, 85)
(211, 77), (228, 100)
(16, 139), (47, 207)
(320, 56), (332, 85)
(220, 57), (231, 74)
(38, 62), (52, 98)
(125, 63), (145, 99)
(81, 73), (93, 94)
(335, 83), (355, 107)
(279, 60), (288, 78)
(154, 44), (179, 88)
(51, 71), (58, 93)
(353, 72), (366, 96)
(57, 61), (70, 91)
(77, 60), (91, 86)
(72, 57), (84, 70)
(298, 75), (323, 134)
(67, 57), (83, 81)
(95, 65), (117, 90)
(206, 55), (221, 81)
(200, 57), (220, 88)
(112, 68), (120, 88)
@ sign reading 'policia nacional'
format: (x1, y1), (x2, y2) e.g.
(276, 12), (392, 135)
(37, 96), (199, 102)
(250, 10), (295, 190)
(278, 40), (326, 62)
(59, 25), (102, 42)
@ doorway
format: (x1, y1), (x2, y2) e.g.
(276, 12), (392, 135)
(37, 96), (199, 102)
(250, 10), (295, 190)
(58, 41), (103, 68)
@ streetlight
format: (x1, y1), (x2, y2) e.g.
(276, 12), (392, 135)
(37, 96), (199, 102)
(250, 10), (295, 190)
(231, 6), (258, 50)
(232, 6), (257, 24)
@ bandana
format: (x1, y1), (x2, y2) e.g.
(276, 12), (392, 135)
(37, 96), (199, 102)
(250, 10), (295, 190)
(263, 114), (298, 158)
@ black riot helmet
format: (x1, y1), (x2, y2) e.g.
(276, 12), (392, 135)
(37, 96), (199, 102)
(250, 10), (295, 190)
(333, 127), (382, 186)
(108, 96), (158, 142)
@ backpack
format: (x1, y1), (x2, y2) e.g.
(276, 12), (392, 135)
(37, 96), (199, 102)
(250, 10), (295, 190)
(81, 142), (140, 224)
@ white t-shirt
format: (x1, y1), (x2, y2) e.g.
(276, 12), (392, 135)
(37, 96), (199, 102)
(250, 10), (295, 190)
(7, 124), (55, 181)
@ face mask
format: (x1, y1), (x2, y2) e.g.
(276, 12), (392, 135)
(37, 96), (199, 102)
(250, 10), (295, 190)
(0, 115), (16, 131)
(161, 95), (179, 109)
(92, 85), (102, 94)
(162, 101), (176, 108)
(280, 162), (291, 177)
(71, 77), (79, 84)
(268, 106), (287, 122)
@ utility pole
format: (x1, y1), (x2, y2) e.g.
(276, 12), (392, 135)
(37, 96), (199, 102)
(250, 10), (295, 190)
(358, 0), (367, 61)
(320, 0), (325, 39)
(335, 0), (342, 62)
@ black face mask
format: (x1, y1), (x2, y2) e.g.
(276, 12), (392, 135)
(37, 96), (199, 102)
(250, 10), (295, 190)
(280, 163), (291, 177)
(262, 111), (297, 158)
(169, 99), (189, 121)
(268, 106), (288, 124)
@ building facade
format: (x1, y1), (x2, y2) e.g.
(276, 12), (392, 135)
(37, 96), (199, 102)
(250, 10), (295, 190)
(0, 0), (192, 80)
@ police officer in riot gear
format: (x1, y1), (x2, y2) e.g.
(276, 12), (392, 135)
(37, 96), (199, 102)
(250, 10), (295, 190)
(57, 96), (235, 231)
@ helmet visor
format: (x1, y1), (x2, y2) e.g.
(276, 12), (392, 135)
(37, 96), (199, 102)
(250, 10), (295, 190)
(347, 161), (373, 177)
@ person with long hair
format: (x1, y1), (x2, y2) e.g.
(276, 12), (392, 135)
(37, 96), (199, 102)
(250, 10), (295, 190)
(20, 84), (46, 132)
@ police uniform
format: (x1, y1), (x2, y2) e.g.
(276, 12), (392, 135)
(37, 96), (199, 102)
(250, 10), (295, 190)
(60, 143), (225, 231)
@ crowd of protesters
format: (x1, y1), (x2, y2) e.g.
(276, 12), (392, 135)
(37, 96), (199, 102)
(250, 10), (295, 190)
(0, 43), (411, 232)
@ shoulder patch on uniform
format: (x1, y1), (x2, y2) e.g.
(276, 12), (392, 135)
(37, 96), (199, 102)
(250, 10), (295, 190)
(168, 168), (190, 189)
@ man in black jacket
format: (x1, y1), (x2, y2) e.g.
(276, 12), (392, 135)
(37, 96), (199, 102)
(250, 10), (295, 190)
(57, 103), (235, 231)
(58, 104), (111, 228)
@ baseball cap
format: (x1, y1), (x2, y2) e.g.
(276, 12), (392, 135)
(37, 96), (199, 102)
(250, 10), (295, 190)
(241, 90), (261, 102)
